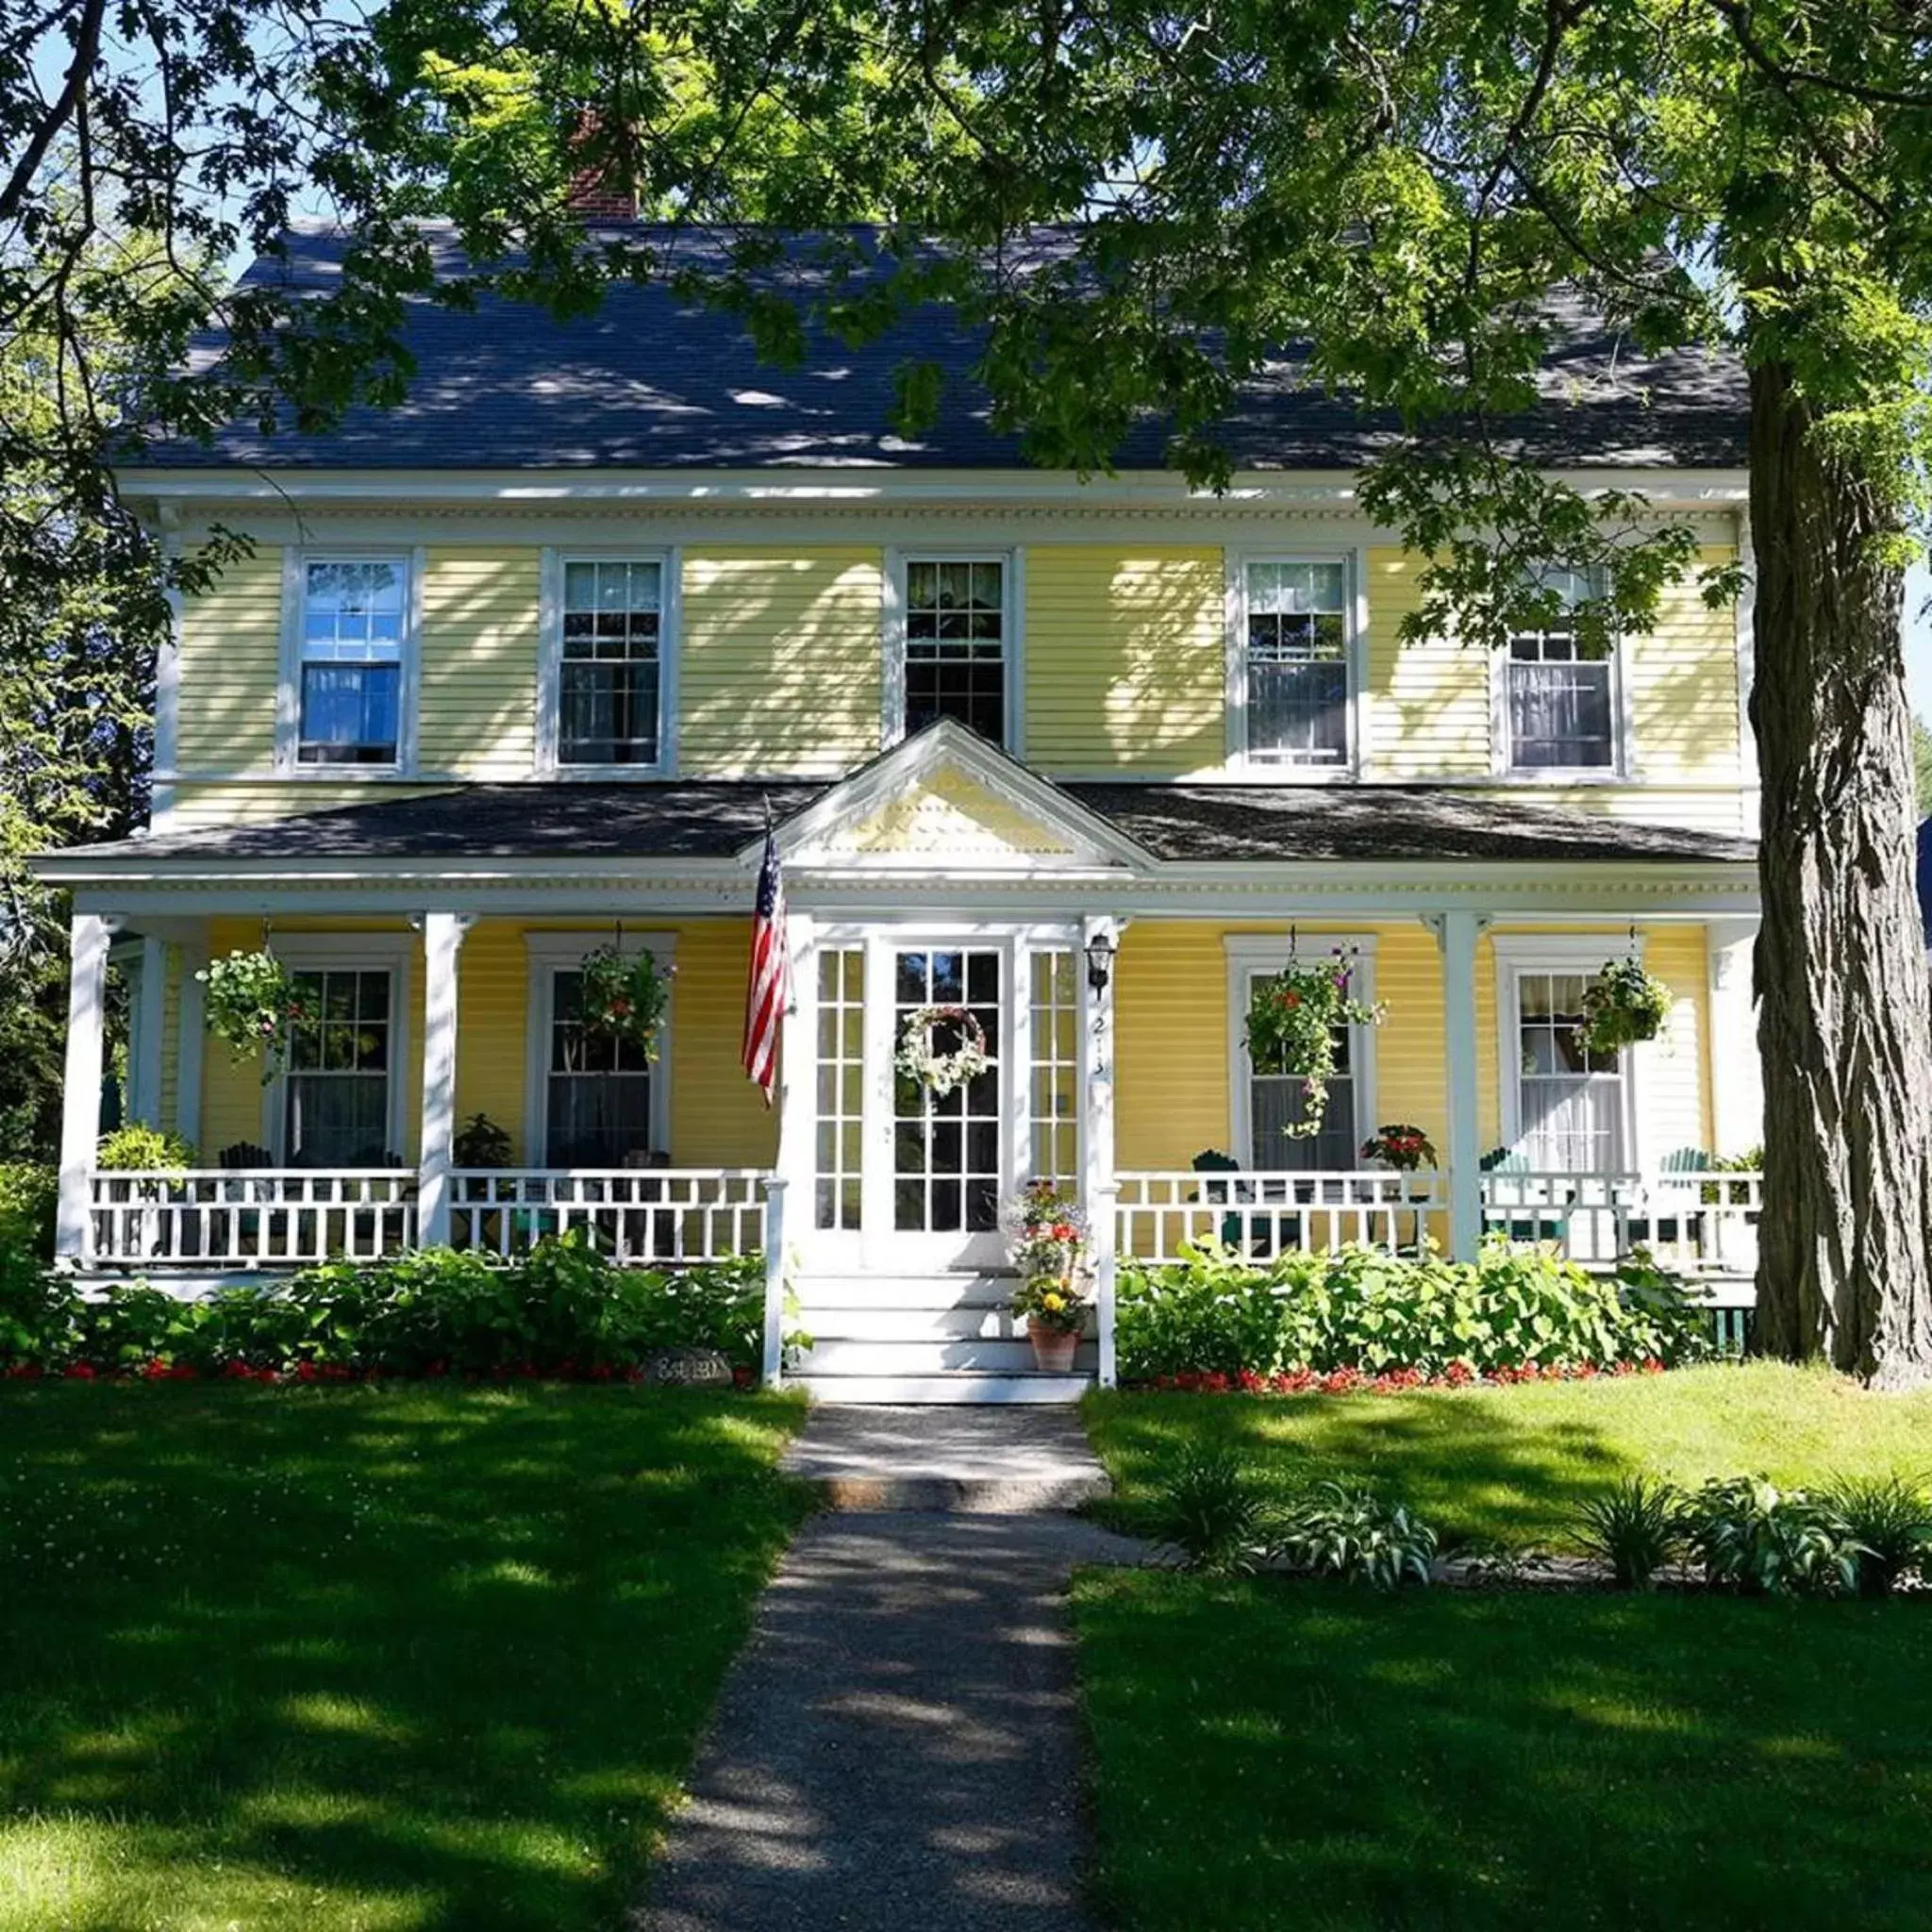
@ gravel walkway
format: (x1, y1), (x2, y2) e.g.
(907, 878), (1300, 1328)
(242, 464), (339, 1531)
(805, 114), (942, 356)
(638, 1410), (1144, 1932)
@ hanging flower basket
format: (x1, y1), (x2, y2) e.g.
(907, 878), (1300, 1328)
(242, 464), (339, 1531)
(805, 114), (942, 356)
(1243, 949), (1386, 1138)
(1578, 956), (1672, 1056)
(197, 950), (314, 1079)
(895, 1006), (991, 1098)
(1361, 1124), (1438, 1173)
(576, 944), (671, 1058)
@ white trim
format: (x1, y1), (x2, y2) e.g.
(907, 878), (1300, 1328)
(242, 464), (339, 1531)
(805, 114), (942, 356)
(154, 536), (183, 828)
(535, 546), (679, 778)
(57, 913), (117, 1260)
(130, 936), (167, 1127)
(275, 549), (420, 776)
(881, 548), (1021, 753)
(1224, 549), (1364, 778)
(1491, 584), (1633, 782)
(1223, 932), (1380, 1164)
(175, 939), (207, 1149)
(521, 929), (677, 1162)
(258, 933), (415, 1163)
(1491, 932), (1644, 1166)
(1734, 512), (1757, 807)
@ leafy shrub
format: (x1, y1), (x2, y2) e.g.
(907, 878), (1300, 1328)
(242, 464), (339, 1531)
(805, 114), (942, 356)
(1116, 1237), (1713, 1383)
(1273, 1480), (1438, 1590)
(1822, 1474), (1932, 1598)
(1573, 1476), (1682, 1590)
(0, 1249), (76, 1366)
(1156, 1446), (1271, 1574)
(1677, 1476), (1864, 1597)
(96, 1125), (198, 1170)
(0, 1163), (56, 1266)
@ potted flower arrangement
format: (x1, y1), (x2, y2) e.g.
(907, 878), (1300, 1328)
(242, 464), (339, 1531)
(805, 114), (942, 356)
(895, 1005), (992, 1098)
(1361, 1124), (1438, 1172)
(1243, 947), (1386, 1136)
(197, 949), (314, 1080)
(1000, 1179), (1090, 1372)
(576, 944), (671, 1058)
(1578, 955), (1672, 1055)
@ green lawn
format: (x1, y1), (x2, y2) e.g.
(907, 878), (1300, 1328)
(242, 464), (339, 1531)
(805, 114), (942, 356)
(1086, 1360), (1932, 1547)
(1074, 1572), (1932, 1931)
(0, 1384), (810, 1931)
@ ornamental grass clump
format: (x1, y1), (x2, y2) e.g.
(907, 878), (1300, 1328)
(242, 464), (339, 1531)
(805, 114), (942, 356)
(1821, 1474), (1932, 1598)
(1274, 1479), (1438, 1590)
(1677, 1476), (1865, 1598)
(1572, 1476), (1683, 1590)
(1157, 1446), (1272, 1574)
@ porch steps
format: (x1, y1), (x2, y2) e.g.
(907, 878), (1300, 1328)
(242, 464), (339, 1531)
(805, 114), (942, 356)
(788, 1267), (1096, 1405)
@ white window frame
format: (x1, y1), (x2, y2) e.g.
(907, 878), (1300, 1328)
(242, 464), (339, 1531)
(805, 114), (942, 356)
(882, 547), (1024, 756)
(522, 931), (677, 1164)
(1491, 933), (1644, 1173)
(258, 934), (414, 1165)
(1225, 550), (1365, 779)
(536, 547), (680, 777)
(275, 549), (422, 776)
(1224, 933), (1379, 1166)
(1490, 570), (1633, 782)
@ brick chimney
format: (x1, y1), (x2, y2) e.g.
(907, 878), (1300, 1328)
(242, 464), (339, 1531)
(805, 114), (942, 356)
(566, 110), (639, 221)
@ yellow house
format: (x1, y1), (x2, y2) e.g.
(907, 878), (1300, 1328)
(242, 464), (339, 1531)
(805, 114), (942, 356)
(34, 226), (1766, 1400)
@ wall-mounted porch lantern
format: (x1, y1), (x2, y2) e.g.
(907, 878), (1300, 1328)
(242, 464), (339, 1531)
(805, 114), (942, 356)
(1084, 927), (1117, 996)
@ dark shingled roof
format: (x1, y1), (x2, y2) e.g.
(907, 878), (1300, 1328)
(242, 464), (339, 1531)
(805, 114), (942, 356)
(57, 781), (1757, 869)
(145, 225), (1748, 473)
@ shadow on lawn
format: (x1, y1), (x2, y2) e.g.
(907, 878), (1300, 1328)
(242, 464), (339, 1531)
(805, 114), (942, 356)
(1077, 1573), (1932, 1932)
(0, 1386), (811, 1931)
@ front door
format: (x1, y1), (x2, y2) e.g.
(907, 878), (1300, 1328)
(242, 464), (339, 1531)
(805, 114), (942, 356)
(887, 944), (1007, 1267)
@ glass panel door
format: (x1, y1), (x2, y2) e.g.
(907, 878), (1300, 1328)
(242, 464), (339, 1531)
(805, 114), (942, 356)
(891, 947), (1004, 1247)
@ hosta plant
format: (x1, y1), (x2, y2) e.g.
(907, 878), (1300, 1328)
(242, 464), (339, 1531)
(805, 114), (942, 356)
(1157, 1446), (1272, 1574)
(1242, 950), (1385, 1138)
(1577, 956), (1673, 1056)
(1273, 1479), (1438, 1590)
(1677, 1476), (1865, 1598)
(1573, 1476), (1683, 1591)
(1822, 1474), (1932, 1598)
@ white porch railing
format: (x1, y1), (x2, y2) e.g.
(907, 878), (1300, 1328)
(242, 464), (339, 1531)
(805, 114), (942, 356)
(87, 1170), (419, 1269)
(1116, 1170), (1449, 1262)
(1481, 1170), (1763, 1276)
(448, 1169), (768, 1266)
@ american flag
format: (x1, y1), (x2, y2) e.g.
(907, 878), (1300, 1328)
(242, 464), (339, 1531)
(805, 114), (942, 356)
(741, 822), (789, 1105)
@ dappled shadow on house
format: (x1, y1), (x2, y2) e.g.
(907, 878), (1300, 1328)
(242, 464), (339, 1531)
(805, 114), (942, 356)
(0, 1385), (810, 1931)
(1074, 1572), (1932, 1930)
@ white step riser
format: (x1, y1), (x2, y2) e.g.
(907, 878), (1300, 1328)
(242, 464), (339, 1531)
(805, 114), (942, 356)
(791, 1374), (1092, 1406)
(801, 1306), (1096, 1342)
(796, 1337), (1099, 1376)
(790, 1273), (1017, 1310)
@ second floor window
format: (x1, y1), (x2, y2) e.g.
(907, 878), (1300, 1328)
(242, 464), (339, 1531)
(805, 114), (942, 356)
(904, 557), (1008, 744)
(558, 558), (663, 765)
(1507, 568), (1618, 772)
(298, 559), (405, 765)
(1243, 560), (1350, 767)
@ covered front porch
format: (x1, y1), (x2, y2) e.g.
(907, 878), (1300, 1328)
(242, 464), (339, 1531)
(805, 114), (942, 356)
(39, 721), (1767, 1399)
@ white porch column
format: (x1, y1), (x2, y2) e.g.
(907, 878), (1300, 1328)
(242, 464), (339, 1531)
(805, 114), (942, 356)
(1080, 914), (1121, 1388)
(56, 912), (118, 1264)
(1706, 917), (1763, 1157)
(175, 939), (207, 1150)
(416, 913), (475, 1246)
(129, 936), (167, 1127)
(765, 911), (817, 1386)
(1432, 910), (1486, 1263)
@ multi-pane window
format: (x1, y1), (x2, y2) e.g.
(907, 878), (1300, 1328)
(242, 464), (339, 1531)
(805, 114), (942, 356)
(815, 949), (865, 1232)
(297, 559), (405, 765)
(1507, 568), (1616, 771)
(284, 970), (393, 1166)
(1515, 971), (1625, 1169)
(558, 559), (662, 766)
(892, 947), (1002, 1234)
(545, 969), (656, 1165)
(1245, 561), (1350, 766)
(904, 558), (1008, 744)
(1028, 951), (1079, 1191)
(1246, 978), (1358, 1171)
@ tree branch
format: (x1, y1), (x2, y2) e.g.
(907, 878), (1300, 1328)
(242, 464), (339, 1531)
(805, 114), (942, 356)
(0, 0), (107, 228)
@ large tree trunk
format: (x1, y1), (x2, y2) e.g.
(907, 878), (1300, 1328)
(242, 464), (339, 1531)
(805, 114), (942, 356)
(1749, 359), (1932, 1387)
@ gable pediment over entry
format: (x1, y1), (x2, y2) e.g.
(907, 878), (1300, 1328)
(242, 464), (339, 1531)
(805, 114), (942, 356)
(761, 719), (1149, 875)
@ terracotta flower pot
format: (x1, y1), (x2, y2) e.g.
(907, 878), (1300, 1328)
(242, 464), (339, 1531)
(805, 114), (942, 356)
(1027, 1318), (1080, 1374)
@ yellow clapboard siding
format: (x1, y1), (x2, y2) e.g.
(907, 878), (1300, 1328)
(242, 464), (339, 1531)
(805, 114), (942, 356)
(679, 548), (883, 776)
(1364, 548), (1492, 778)
(1629, 546), (1741, 787)
(417, 548), (541, 778)
(1025, 549), (1224, 774)
(1638, 925), (1712, 1158)
(166, 783), (447, 830)
(175, 547), (283, 775)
